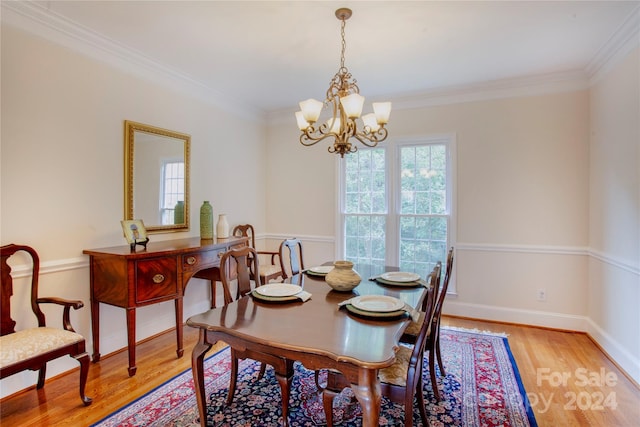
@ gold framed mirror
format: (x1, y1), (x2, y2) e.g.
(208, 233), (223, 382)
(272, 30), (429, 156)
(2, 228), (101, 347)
(124, 120), (190, 233)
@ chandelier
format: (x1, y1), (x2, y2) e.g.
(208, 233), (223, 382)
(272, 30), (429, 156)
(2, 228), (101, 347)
(295, 8), (391, 157)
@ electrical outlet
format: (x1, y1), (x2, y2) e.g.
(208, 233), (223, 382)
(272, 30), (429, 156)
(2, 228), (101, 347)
(537, 288), (547, 301)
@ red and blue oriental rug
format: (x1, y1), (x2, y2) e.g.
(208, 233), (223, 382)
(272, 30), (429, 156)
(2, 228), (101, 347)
(92, 328), (537, 426)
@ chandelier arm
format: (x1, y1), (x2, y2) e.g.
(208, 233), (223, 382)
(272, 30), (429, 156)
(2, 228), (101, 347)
(353, 127), (389, 147)
(300, 128), (336, 147)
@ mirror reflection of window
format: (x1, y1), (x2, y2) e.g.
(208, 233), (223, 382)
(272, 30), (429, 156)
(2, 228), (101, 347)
(160, 160), (185, 225)
(125, 120), (190, 233)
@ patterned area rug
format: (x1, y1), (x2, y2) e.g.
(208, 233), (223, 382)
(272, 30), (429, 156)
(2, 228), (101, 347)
(92, 328), (537, 426)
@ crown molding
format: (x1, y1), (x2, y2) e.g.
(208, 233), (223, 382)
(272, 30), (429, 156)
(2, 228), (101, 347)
(386, 70), (590, 111)
(1, 1), (264, 122)
(267, 69), (590, 124)
(4, 1), (635, 123)
(587, 4), (640, 84)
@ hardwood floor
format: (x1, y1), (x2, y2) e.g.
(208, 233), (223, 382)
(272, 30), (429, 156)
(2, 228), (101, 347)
(1, 316), (638, 426)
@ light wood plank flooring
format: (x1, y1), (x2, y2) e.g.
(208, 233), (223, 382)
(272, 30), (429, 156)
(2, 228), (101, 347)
(1, 316), (638, 426)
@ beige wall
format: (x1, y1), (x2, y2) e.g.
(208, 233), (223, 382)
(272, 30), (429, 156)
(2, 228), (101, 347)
(588, 46), (640, 383)
(1, 25), (267, 396)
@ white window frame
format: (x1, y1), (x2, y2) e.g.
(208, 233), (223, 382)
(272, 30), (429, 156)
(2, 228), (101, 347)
(336, 134), (457, 291)
(159, 158), (185, 225)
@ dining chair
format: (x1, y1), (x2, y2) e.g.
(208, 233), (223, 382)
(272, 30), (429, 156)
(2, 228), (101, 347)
(193, 224), (282, 309)
(322, 264), (440, 427)
(233, 224), (284, 285)
(218, 246), (272, 404)
(278, 238), (304, 279)
(401, 247), (454, 401)
(275, 237), (328, 390)
(0, 244), (92, 406)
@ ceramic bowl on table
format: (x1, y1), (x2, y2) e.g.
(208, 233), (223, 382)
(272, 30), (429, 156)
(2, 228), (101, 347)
(325, 260), (361, 292)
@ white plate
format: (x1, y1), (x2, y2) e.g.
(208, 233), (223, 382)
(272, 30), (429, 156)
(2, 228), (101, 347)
(308, 266), (334, 275)
(255, 283), (303, 297)
(380, 272), (420, 283)
(351, 295), (405, 313)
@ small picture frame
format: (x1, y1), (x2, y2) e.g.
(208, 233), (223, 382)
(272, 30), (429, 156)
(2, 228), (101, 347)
(121, 219), (149, 251)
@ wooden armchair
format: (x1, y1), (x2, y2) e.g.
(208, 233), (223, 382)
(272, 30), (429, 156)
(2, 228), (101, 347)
(0, 244), (92, 406)
(233, 224), (284, 285)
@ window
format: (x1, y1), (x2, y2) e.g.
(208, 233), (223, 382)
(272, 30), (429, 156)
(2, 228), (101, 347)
(160, 160), (185, 225)
(339, 136), (455, 281)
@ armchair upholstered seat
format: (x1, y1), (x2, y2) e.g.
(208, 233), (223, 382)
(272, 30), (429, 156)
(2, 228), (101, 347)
(0, 243), (92, 406)
(0, 327), (85, 369)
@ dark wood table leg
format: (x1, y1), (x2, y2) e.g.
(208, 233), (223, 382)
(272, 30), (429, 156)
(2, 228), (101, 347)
(126, 307), (137, 376)
(351, 368), (381, 427)
(192, 329), (213, 426)
(274, 359), (295, 427)
(175, 297), (184, 358)
(90, 298), (100, 362)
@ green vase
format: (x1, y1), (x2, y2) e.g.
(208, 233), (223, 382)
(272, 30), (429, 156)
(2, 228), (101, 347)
(200, 201), (213, 239)
(174, 201), (184, 225)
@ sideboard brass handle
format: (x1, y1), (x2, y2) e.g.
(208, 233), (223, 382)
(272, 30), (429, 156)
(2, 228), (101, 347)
(217, 251), (223, 258)
(152, 274), (165, 284)
(186, 256), (197, 265)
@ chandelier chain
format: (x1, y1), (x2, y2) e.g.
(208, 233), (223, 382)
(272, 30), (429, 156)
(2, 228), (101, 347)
(340, 18), (346, 71)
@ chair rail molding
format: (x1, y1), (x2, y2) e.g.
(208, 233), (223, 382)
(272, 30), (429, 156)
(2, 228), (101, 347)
(455, 242), (588, 256)
(588, 249), (640, 276)
(7, 257), (88, 278)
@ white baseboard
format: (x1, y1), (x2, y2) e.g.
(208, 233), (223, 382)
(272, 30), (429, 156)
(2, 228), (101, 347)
(585, 318), (640, 385)
(444, 300), (640, 385)
(443, 300), (589, 331)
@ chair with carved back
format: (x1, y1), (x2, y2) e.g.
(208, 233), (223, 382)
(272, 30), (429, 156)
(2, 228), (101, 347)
(278, 238), (304, 280)
(0, 243), (92, 405)
(401, 247), (454, 401)
(322, 263), (440, 427)
(218, 246), (275, 404)
(193, 224), (281, 309)
(275, 237), (327, 390)
(233, 224), (284, 286)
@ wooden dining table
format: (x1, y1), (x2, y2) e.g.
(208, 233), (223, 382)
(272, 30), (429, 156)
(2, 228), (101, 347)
(186, 263), (428, 426)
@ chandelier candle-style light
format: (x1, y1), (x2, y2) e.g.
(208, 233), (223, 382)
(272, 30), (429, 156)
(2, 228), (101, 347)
(295, 8), (391, 157)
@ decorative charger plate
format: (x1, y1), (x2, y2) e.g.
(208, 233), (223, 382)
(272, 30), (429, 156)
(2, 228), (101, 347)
(351, 295), (405, 313)
(380, 271), (420, 283)
(375, 277), (422, 287)
(345, 303), (407, 319)
(255, 283), (303, 297)
(306, 266), (334, 276)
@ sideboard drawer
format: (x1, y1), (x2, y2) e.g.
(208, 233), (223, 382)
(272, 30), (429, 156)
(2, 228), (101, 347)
(182, 249), (224, 272)
(135, 258), (178, 304)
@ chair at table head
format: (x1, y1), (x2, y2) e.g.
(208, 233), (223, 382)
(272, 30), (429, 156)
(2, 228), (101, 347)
(0, 243), (92, 406)
(278, 238), (304, 279)
(233, 224), (283, 285)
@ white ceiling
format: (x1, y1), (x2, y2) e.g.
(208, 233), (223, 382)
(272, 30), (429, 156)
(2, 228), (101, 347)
(6, 1), (640, 114)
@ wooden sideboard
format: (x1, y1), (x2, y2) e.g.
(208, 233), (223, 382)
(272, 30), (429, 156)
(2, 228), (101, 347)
(83, 236), (247, 376)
